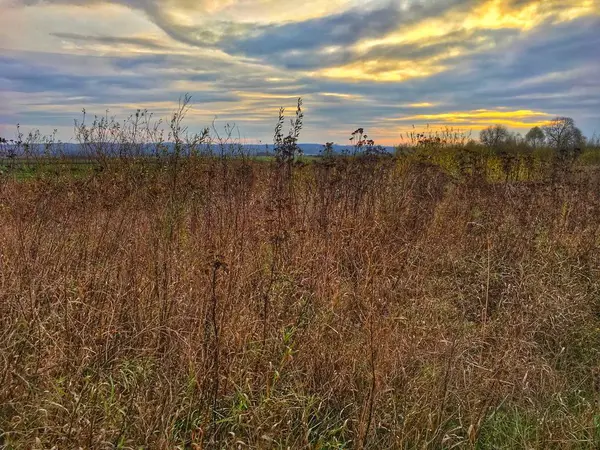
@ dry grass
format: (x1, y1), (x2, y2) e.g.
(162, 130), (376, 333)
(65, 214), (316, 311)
(1, 153), (600, 449)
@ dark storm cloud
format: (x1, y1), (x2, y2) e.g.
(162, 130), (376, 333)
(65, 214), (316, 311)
(223, 4), (403, 55)
(220, 0), (484, 60)
(111, 54), (170, 70)
(444, 17), (600, 105)
(251, 27), (520, 72)
(0, 56), (160, 92)
(0, 55), (240, 104)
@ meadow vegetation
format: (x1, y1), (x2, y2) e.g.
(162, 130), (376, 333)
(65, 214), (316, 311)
(1, 98), (600, 448)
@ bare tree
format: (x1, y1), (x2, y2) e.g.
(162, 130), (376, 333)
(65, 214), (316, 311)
(525, 126), (545, 148)
(480, 125), (510, 148)
(542, 117), (584, 150)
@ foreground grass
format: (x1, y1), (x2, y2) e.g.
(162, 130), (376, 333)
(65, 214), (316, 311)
(0, 155), (599, 448)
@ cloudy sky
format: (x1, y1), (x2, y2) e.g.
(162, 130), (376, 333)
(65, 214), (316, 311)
(1, 0), (599, 144)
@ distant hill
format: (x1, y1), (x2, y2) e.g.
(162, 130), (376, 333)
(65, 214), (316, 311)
(1, 142), (397, 157)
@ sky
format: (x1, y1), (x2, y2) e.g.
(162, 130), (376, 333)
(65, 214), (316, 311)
(0, 0), (599, 145)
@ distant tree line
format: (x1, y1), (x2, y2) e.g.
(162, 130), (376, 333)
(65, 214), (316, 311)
(480, 116), (587, 150)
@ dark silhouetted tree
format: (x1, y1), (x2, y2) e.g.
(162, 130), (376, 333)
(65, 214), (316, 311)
(480, 125), (510, 148)
(525, 126), (545, 148)
(542, 117), (584, 150)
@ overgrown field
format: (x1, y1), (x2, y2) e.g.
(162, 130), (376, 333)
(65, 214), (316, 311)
(1, 153), (600, 448)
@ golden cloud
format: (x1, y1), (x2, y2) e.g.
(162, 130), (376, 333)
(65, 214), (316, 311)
(403, 102), (438, 108)
(358, 0), (598, 51)
(336, 0), (599, 82)
(317, 59), (448, 82)
(387, 109), (555, 130)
